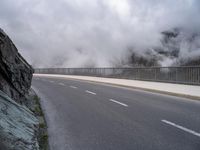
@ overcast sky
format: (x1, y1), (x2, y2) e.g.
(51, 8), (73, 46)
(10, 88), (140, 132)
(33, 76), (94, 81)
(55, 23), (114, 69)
(1, 0), (200, 67)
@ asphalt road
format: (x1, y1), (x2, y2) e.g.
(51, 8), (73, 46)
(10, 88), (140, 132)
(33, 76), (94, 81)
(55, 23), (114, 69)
(32, 76), (200, 150)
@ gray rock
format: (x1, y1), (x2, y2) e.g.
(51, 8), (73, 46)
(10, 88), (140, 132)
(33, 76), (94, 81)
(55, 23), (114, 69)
(0, 90), (39, 150)
(0, 28), (33, 103)
(0, 28), (40, 150)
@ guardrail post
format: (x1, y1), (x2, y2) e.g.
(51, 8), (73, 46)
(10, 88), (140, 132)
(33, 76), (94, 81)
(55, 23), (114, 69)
(175, 67), (178, 83)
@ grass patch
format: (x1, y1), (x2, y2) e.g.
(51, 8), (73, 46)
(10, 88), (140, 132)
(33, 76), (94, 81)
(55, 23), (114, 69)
(39, 123), (45, 128)
(32, 92), (49, 150)
(39, 133), (48, 150)
(34, 105), (43, 116)
(32, 95), (44, 116)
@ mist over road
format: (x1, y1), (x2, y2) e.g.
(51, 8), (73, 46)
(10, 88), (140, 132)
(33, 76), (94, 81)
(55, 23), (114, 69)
(32, 76), (200, 150)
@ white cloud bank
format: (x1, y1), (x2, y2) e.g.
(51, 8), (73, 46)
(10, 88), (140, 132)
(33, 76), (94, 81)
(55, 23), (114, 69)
(0, 0), (200, 67)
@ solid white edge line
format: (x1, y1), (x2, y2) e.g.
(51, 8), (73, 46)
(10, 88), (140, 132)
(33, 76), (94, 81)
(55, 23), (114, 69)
(162, 119), (200, 138)
(85, 90), (96, 95)
(109, 99), (128, 107)
(70, 86), (77, 89)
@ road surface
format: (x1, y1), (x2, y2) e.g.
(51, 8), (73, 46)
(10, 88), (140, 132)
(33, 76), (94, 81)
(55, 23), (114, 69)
(32, 76), (200, 150)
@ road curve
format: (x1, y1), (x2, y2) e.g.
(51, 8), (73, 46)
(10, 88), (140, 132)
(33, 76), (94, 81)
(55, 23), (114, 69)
(32, 76), (200, 150)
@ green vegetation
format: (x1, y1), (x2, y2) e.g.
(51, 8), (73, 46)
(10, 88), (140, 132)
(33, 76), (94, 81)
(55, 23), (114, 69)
(39, 133), (48, 150)
(39, 123), (46, 128)
(32, 94), (49, 150)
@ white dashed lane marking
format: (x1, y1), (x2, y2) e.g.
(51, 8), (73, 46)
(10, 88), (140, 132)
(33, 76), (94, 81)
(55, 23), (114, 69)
(70, 86), (77, 89)
(85, 90), (96, 95)
(162, 119), (200, 138)
(109, 99), (128, 107)
(59, 83), (65, 86)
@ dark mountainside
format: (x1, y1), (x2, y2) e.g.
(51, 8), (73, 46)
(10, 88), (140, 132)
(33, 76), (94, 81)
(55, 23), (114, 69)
(128, 28), (200, 67)
(0, 28), (33, 103)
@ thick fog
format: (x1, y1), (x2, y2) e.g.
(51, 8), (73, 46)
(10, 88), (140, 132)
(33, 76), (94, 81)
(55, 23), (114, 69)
(0, 0), (200, 67)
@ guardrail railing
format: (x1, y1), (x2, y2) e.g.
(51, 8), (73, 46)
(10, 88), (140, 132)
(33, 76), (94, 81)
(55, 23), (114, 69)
(34, 66), (200, 85)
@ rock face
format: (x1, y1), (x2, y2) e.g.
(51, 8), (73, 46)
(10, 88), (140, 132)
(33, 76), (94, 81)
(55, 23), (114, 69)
(0, 28), (39, 150)
(0, 90), (39, 150)
(0, 28), (33, 103)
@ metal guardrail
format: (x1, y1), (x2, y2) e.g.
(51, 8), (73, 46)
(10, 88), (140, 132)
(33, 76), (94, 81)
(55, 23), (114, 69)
(34, 66), (200, 85)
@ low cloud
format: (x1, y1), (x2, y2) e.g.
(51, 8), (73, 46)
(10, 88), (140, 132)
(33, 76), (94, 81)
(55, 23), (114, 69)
(0, 0), (200, 67)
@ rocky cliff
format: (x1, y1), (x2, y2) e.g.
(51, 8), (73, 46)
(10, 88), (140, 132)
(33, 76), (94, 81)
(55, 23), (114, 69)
(0, 28), (33, 103)
(0, 28), (40, 150)
(0, 90), (39, 150)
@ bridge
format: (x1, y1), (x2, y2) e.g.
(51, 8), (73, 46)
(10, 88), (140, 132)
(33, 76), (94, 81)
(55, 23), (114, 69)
(33, 66), (200, 150)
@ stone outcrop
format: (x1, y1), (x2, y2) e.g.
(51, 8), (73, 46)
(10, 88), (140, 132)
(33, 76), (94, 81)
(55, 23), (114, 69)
(0, 90), (39, 150)
(0, 28), (40, 150)
(0, 28), (33, 103)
